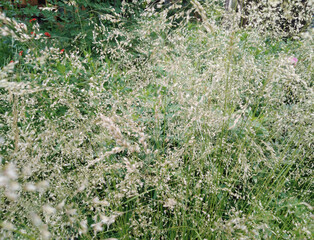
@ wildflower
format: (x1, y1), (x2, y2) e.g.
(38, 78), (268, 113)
(289, 57), (298, 66)
(30, 31), (36, 36)
(60, 49), (65, 54)
(29, 18), (37, 23)
(10, 60), (14, 63)
(19, 51), (23, 56)
(44, 32), (51, 38)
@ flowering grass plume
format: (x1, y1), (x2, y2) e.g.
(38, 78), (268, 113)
(0, 1), (313, 239)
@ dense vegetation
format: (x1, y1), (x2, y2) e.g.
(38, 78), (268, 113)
(0, 0), (313, 239)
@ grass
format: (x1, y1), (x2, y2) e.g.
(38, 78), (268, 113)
(0, 1), (313, 239)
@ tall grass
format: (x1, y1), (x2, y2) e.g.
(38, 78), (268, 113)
(0, 1), (313, 239)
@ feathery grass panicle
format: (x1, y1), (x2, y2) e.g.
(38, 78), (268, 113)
(0, 1), (313, 239)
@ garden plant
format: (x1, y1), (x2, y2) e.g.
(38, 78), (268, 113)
(0, 0), (313, 239)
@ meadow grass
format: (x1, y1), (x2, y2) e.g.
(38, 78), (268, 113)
(0, 1), (313, 239)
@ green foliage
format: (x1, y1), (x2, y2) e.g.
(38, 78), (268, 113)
(0, 1), (313, 239)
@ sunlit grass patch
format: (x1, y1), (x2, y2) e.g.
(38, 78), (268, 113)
(0, 1), (313, 239)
